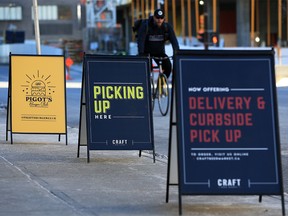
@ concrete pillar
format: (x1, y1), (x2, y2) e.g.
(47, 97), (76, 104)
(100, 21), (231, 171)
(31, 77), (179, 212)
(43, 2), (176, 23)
(236, 0), (250, 47)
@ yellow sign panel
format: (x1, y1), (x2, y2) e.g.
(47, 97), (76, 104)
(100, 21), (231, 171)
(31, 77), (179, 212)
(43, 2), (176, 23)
(11, 55), (66, 133)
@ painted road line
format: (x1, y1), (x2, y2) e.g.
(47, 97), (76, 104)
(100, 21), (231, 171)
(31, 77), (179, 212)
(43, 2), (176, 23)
(276, 78), (288, 87)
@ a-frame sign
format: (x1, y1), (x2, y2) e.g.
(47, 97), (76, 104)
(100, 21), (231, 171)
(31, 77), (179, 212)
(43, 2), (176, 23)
(166, 49), (285, 215)
(6, 54), (67, 144)
(77, 54), (155, 162)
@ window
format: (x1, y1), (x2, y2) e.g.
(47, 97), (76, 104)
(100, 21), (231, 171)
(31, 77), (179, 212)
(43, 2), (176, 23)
(0, 6), (22, 20)
(32, 5), (72, 20)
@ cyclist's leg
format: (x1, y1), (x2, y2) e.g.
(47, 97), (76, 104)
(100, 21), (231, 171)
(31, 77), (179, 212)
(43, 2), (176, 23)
(161, 55), (172, 78)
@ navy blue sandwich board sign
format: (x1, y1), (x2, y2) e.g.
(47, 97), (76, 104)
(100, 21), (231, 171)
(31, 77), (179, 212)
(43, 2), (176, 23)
(173, 49), (284, 214)
(79, 54), (155, 162)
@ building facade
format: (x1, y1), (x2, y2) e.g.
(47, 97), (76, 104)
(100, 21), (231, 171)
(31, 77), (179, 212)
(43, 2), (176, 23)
(0, 0), (84, 42)
(125, 0), (287, 48)
(0, 0), (287, 55)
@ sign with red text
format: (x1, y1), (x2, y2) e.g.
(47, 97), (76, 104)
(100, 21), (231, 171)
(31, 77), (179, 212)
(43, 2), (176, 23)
(174, 49), (283, 195)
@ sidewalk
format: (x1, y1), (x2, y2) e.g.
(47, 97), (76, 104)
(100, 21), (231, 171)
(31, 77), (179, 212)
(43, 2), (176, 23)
(0, 110), (286, 216)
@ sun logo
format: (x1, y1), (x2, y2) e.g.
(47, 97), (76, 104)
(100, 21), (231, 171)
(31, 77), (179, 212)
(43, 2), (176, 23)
(22, 70), (55, 108)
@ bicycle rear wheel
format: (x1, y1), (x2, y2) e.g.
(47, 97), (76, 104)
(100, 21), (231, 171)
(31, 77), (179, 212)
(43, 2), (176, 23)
(150, 76), (155, 110)
(157, 73), (170, 116)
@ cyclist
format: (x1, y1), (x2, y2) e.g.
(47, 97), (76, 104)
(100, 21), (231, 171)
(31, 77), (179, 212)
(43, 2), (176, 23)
(137, 9), (179, 79)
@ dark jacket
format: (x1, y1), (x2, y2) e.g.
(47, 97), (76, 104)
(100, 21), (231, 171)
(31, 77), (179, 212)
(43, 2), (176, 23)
(137, 16), (179, 56)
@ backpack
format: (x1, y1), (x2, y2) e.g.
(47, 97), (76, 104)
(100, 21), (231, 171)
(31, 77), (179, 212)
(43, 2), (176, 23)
(132, 19), (148, 38)
(132, 18), (169, 39)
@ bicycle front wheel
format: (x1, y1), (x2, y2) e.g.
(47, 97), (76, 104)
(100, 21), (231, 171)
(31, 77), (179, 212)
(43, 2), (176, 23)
(157, 73), (170, 116)
(150, 76), (155, 110)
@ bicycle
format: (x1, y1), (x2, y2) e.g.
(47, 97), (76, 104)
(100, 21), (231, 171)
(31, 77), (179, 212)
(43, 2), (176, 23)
(149, 56), (172, 116)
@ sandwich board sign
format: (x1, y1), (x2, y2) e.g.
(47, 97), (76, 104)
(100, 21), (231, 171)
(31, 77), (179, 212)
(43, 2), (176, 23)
(7, 54), (67, 144)
(167, 49), (285, 215)
(78, 54), (155, 162)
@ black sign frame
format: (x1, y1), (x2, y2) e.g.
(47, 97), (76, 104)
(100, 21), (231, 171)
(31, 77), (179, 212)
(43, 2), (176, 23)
(172, 49), (285, 215)
(78, 54), (155, 162)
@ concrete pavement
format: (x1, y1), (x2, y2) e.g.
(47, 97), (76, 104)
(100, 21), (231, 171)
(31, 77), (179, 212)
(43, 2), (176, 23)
(0, 108), (287, 216)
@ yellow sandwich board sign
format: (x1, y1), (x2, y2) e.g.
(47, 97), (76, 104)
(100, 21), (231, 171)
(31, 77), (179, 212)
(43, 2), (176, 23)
(8, 54), (67, 143)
